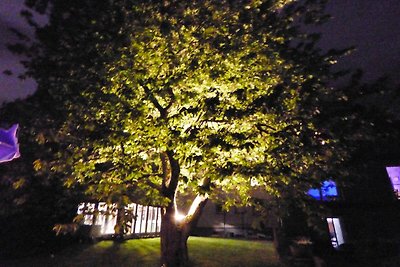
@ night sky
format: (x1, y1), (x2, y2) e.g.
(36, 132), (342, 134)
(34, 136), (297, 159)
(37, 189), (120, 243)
(0, 0), (399, 104)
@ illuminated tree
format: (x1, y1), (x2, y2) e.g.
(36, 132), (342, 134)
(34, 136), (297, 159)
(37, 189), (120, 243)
(15, 0), (345, 266)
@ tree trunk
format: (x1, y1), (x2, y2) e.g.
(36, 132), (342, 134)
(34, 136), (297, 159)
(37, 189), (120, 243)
(160, 194), (208, 267)
(160, 204), (191, 267)
(158, 151), (209, 266)
(113, 205), (125, 242)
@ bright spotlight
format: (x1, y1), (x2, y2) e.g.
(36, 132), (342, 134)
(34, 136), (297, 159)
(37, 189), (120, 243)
(175, 212), (186, 222)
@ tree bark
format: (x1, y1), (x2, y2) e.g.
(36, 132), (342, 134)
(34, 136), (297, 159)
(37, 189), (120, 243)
(159, 150), (209, 266)
(160, 203), (191, 267)
(114, 204), (125, 241)
(160, 195), (208, 267)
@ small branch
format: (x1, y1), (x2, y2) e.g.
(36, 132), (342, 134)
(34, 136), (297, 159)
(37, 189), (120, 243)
(144, 179), (162, 192)
(164, 87), (175, 112)
(256, 123), (277, 133)
(140, 173), (163, 178)
(120, 142), (126, 156)
(137, 174), (163, 192)
(141, 83), (167, 118)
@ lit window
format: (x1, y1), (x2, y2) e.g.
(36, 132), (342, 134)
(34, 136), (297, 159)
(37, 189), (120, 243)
(97, 202), (117, 235)
(326, 217), (345, 248)
(385, 167), (400, 199)
(308, 180), (338, 200)
(135, 204), (144, 234)
(76, 202), (162, 237)
(77, 203), (96, 225)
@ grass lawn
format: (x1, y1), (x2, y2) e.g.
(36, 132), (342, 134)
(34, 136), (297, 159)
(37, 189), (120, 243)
(1, 237), (282, 267)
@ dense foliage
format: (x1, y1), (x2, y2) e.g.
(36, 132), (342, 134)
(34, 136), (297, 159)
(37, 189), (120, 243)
(15, 0), (343, 207)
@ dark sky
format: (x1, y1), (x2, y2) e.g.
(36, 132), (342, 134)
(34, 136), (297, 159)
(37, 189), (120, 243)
(0, 0), (37, 104)
(1, 0), (399, 104)
(317, 0), (400, 83)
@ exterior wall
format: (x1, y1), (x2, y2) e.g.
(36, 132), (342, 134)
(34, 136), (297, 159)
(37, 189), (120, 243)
(331, 165), (400, 244)
(194, 200), (278, 239)
(310, 166), (400, 250)
(330, 202), (400, 243)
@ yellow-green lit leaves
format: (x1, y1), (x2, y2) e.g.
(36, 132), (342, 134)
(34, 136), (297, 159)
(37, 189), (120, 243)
(29, 0), (341, 209)
(98, 1), (312, 206)
(12, 178), (26, 190)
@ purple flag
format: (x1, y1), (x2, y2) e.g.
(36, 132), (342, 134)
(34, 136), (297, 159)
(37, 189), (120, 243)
(0, 124), (20, 163)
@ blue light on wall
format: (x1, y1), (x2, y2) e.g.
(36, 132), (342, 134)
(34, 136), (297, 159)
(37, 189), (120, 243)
(308, 180), (338, 200)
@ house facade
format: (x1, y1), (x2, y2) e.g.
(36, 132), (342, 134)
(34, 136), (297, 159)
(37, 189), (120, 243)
(309, 166), (400, 251)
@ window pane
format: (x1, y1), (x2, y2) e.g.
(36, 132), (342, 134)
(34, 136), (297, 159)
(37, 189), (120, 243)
(386, 167), (400, 199)
(326, 217), (345, 248)
(135, 205), (143, 234)
(308, 180), (338, 200)
(140, 206), (148, 233)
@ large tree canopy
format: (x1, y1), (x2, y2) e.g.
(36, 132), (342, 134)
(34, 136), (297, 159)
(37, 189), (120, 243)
(7, 0), (348, 265)
(21, 0), (341, 204)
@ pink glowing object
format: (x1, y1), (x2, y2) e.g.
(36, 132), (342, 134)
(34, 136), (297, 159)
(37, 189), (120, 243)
(0, 124), (20, 163)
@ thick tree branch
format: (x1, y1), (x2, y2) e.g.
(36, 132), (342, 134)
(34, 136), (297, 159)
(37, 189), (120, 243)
(187, 194), (208, 228)
(161, 152), (170, 191)
(185, 177), (211, 227)
(161, 150), (180, 198)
